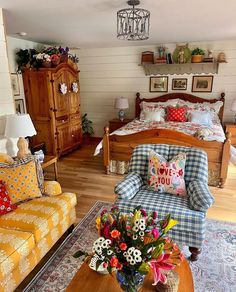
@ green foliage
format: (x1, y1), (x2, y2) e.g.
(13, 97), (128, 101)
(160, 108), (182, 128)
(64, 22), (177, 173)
(191, 48), (205, 55)
(138, 262), (150, 275)
(16, 49), (30, 72)
(82, 113), (94, 136)
(151, 243), (164, 258)
(73, 250), (88, 258)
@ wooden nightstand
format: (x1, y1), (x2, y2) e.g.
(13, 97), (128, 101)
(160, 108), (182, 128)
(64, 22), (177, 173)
(225, 122), (236, 147)
(109, 118), (133, 132)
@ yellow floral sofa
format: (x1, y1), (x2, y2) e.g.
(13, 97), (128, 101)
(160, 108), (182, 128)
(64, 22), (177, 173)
(0, 180), (77, 292)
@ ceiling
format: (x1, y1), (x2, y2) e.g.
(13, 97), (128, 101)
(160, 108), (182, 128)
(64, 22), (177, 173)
(1, 0), (236, 48)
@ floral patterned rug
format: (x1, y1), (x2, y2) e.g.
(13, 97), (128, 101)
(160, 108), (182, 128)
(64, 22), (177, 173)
(24, 201), (236, 292)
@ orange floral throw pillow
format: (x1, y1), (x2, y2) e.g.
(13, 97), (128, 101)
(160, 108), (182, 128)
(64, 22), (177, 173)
(147, 150), (187, 196)
(0, 180), (17, 215)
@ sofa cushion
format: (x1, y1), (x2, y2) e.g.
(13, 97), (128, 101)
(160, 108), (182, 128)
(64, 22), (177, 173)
(0, 227), (35, 281)
(0, 157), (42, 204)
(0, 193), (77, 243)
(115, 187), (205, 234)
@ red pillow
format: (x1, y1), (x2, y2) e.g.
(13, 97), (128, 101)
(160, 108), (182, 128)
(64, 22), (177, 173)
(0, 180), (17, 215)
(166, 107), (187, 122)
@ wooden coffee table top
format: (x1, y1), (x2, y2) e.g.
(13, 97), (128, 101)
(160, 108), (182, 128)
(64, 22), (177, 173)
(66, 258), (194, 292)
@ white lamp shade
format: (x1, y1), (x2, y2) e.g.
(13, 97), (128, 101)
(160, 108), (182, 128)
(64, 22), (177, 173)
(5, 114), (37, 138)
(232, 100), (236, 112)
(114, 97), (129, 110)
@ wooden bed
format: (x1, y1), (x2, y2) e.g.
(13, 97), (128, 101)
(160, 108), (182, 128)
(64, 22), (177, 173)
(103, 92), (231, 188)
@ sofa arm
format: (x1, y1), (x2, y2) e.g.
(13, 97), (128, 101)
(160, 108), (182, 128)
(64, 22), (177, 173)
(188, 181), (215, 212)
(43, 181), (62, 196)
(114, 172), (143, 200)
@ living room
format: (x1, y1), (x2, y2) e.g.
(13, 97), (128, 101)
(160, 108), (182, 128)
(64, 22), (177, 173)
(0, 1), (236, 291)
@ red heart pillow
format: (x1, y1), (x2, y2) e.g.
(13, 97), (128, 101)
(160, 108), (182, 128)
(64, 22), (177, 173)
(0, 180), (17, 215)
(166, 107), (187, 122)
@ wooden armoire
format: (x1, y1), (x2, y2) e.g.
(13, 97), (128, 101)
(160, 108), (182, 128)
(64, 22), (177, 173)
(23, 63), (82, 157)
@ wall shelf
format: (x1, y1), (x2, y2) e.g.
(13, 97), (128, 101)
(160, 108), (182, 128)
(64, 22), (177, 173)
(141, 62), (219, 75)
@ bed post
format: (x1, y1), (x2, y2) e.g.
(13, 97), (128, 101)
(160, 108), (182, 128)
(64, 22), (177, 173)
(219, 131), (231, 188)
(135, 92), (141, 118)
(103, 126), (110, 174)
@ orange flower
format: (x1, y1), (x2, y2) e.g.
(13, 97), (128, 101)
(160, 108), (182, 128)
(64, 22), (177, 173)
(119, 243), (127, 251)
(110, 256), (119, 267)
(111, 229), (121, 238)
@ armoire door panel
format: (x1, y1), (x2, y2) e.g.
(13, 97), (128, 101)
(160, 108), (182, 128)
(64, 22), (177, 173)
(52, 69), (70, 118)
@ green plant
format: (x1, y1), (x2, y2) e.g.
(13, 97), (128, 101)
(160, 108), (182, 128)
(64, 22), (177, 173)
(16, 49), (30, 72)
(191, 48), (205, 55)
(82, 113), (94, 136)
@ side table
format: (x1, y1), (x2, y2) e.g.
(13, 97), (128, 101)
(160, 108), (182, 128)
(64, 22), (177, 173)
(109, 118), (133, 132)
(42, 155), (58, 181)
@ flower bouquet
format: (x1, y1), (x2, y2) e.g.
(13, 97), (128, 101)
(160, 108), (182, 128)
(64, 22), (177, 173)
(74, 207), (184, 292)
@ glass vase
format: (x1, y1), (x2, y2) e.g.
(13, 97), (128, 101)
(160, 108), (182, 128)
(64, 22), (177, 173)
(116, 267), (145, 292)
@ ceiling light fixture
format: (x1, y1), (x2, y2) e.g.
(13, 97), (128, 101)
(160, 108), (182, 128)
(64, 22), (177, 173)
(117, 0), (150, 41)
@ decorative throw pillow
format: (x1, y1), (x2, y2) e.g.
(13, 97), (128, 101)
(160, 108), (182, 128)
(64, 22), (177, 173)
(0, 156), (42, 204)
(189, 111), (213, 126)
(0, 153), (14, 164)
(141, 110), (162, 122)
(0, 180), (17, 215)
(147, 150), (187, 196)
(166, 107), (187, 122)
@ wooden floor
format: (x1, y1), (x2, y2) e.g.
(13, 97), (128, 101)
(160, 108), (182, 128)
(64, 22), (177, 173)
(45, 143), (236, 223)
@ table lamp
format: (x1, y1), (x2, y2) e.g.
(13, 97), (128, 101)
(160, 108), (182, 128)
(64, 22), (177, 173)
(4, 114), (37, 159)
(232, 100), (236, 123)
(114, 97), (129, 121)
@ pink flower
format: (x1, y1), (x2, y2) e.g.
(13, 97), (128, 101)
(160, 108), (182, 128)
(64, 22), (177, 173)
(148, 254), (174, 285)
(110, 256), (119, 268)
(153, 211), (157, 220)
(103, 262), (108, 268)
(140, 209), (147, 216)
(152, 227), (159, 238)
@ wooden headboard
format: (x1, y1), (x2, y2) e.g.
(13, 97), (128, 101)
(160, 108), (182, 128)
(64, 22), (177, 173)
(135, 92), (225, 122)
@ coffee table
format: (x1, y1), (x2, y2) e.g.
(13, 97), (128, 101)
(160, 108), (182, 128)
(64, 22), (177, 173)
(66, 258), (194, 292)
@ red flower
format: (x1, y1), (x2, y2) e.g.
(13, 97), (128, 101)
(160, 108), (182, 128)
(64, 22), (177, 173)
(110, 256), (119, 268)
(103, 262), (108, 268)
(117, 262), (123, 270)
(140, 209), (147, 216)
(111, 229), (121, 239)
(153, 211), (157, 220)
(119, 243), (127, 251)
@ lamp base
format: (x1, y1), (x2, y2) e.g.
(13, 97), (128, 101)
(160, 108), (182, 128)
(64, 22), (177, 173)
(17, 137), (30, 159)
(118, 110), (125, 122)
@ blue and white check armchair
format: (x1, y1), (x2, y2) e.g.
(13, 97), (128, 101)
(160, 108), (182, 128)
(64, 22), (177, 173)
(114, 144), (215, 261)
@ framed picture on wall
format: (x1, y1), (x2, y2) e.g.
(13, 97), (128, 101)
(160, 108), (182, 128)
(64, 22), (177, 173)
(192, 75), (213, 93)
(11, 73), (20, 96)
(15, 99), (25, 114)
(172, 78), (187, 90)
(150, 76), (168, 92)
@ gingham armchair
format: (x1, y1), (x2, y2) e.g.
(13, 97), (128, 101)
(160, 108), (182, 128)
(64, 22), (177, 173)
(114, 144), (215, 261)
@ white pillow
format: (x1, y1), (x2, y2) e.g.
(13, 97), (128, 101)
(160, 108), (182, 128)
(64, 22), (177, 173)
(189, 111), (213, 126)
(142, 110), (162, 122)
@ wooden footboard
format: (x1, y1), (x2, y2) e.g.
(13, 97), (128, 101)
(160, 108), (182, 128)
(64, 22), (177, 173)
(103, 127), (231, 188)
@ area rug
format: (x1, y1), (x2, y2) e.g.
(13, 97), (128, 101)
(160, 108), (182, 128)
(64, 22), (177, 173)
(24, 201), (236, 292)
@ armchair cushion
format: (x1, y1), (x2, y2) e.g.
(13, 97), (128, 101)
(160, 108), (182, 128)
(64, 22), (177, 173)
(43, 181), (62, 196)
(188, 181), (215, 212)
(114, 172), (143, 199)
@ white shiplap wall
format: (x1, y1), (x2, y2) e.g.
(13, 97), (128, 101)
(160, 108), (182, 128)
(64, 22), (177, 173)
(77, 40), (236, 137)
(0, 9), (16, 154)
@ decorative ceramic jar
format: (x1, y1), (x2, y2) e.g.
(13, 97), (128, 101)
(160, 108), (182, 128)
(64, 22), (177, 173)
(191, 55), (203, 63)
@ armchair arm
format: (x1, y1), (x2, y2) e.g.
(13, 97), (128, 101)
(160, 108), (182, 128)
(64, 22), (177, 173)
(114, 172), (143, 200)
(43, 181), (62, 196)
(188, 181), (215, 212)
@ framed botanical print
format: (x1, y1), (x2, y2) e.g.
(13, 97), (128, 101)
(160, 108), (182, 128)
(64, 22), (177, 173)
(192, 75), (213, 93)
(15, 99), (25, 114)
(172, 78), (187, 90)
(150, 76), (168, 92)
(11, 73), (20, 96)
